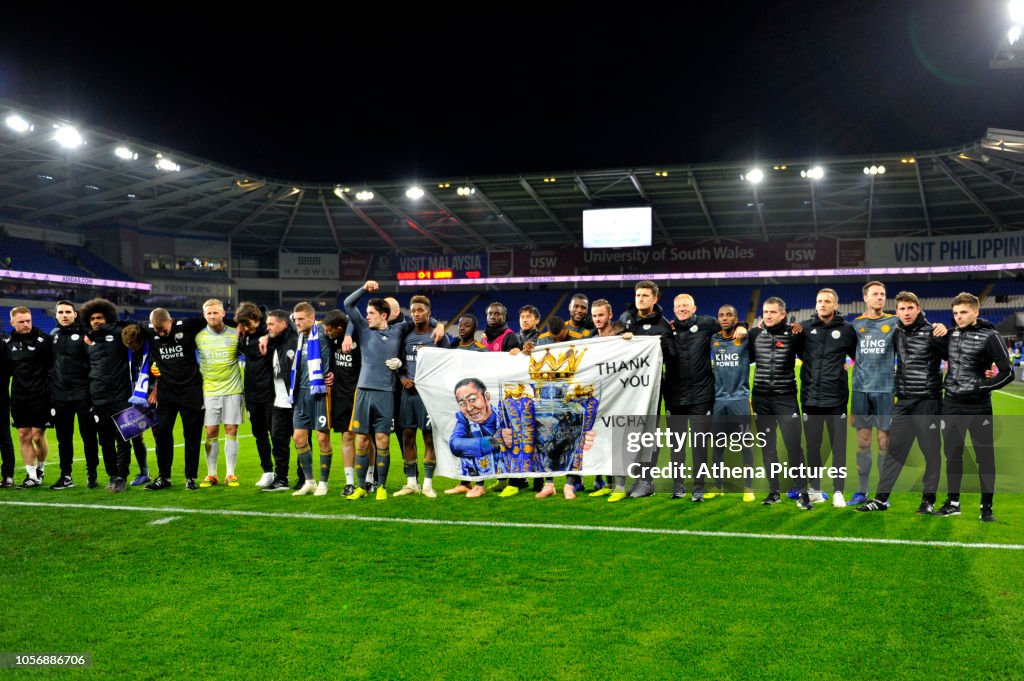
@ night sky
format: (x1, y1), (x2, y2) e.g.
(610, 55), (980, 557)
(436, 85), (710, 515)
(1, 1), (1021, 182)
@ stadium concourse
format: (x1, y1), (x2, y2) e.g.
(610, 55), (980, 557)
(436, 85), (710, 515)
(2, 98), (1024, 678)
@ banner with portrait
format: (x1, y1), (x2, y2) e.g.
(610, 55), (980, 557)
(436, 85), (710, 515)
(415, 336), (663, 481)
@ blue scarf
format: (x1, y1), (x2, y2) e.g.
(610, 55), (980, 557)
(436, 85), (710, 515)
(289, 323), (327, 403)
(128, 339), (151, 408)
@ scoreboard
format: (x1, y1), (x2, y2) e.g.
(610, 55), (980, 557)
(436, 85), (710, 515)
(396, 268), (481, 281)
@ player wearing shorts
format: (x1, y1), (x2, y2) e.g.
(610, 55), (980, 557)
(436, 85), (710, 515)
(341, 297), (443, 492)
(322, 310), (360, 497)
(856, 292), (947, 515)
(709, 305), (756, 502)
(195, 299), (244, 488)
(5, 307), (53, 488)
(289, 302), (335, 497)
(849, 281), (946, 505)
(849, 281), (897, 506)
(395, 295), (448, 498)
(343, 281), (419, 500)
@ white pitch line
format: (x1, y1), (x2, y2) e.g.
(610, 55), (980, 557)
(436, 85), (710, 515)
(0, 500), (1020, 552)
(994, 389), (1024, 401)
(70, 434), (256, 462)
(148, 516), (181, 525)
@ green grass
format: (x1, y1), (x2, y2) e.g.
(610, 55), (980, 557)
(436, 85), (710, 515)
(2, 383), (1024, 679)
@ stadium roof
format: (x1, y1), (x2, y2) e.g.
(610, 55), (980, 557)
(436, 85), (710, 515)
(3, 99), (1024, 256)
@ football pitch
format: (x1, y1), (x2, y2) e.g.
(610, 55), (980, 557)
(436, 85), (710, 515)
(3, 385), (1024, 679)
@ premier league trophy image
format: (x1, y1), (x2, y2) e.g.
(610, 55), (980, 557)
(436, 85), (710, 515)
(501, 346), (599, 476)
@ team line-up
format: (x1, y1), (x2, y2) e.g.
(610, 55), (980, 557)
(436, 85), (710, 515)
(0, 279), (1013, 522)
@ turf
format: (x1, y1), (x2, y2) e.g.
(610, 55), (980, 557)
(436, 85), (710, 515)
(2, 383), (1024, 679)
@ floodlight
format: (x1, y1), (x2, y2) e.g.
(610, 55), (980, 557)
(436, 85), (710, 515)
(54, 125), (83, 148)
(5, 114), (31, 133)
(742, 168), (764, 184)
(1010, 0), (1024, 25)
(405, 186), (424, 199)
(155, 157), (180, 172)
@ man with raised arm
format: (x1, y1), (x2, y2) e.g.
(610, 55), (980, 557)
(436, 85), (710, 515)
(343, 281), (418, 501)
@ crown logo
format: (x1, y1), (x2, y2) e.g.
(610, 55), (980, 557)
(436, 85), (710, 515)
(528, 345), (586, 380)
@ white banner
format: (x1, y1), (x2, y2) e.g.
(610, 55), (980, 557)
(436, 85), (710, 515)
(280, 252), (340, 279)
(864, 230), (1024, 267)
(416, 336), (663, 480)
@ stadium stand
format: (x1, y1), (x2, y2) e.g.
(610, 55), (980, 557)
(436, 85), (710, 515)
(63, 243), (135, 281)
(2, 236), (88, 278)
(1, 235), (134, 281)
